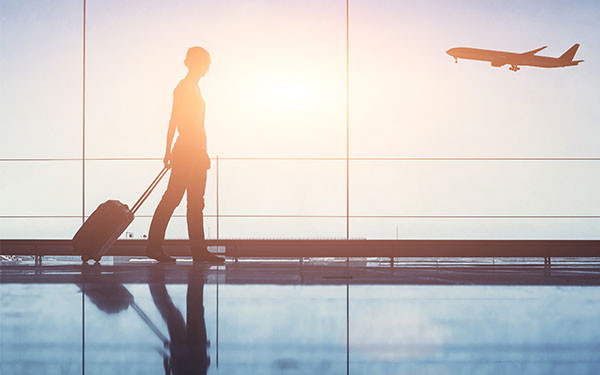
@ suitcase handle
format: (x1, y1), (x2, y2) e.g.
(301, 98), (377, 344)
(130, 167), (169, 215)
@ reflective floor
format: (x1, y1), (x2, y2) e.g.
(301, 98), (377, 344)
(2, 261), (600, 374)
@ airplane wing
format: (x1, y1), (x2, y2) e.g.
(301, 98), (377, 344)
(522, 46), (547, 55)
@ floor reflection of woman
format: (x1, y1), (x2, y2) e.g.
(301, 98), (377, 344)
(149, 267), (210, 375)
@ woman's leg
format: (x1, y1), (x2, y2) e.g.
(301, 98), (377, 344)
(186, 161), (207, 257)
(187, 161), (224, 262)
(147, 164), (187, 261)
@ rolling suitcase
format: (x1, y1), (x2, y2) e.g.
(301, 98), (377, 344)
(73, 167), (169, 262)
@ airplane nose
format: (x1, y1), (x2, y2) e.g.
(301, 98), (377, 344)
(446, 48), (454, 56)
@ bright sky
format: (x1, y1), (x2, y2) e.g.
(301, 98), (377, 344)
(1, 0), (600, 239)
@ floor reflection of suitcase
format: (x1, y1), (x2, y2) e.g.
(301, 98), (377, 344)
(73, 167), (169, 262)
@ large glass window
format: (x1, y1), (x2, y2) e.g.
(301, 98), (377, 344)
(2, 0), (600, 239)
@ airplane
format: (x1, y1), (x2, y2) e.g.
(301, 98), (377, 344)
(446, 44), (583, 72)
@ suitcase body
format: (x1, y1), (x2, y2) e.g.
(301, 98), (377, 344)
(72, 168), (168, 262)
(72, 200), (134, 262)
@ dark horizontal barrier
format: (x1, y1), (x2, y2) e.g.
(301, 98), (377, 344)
(2, 239), (600, 258)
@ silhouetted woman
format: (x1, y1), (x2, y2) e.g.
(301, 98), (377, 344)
(147, 46), (223, 263)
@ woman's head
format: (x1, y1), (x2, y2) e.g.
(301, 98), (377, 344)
(184, 46), (211, 76)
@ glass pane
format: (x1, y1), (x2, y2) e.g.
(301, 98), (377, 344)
(350, 217), (600, 240)
(0, 1), (82, 158)
(0, 218), (82, 239)
(349, 1), (600, 157)
(85, 0), (346, 158)
(219, 160), (345, 216)
(219, 217), (345, 239)
(351, 161), (600, 215)
(0, 161), (81, 216)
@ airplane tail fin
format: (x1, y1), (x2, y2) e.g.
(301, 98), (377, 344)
(559, 43), (580, 62)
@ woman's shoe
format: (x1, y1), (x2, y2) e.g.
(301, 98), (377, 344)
(193, 252), (225, 263)
(147, 248), (176, 263)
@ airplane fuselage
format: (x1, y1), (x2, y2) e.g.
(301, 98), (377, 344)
(446, 45), (582, 71)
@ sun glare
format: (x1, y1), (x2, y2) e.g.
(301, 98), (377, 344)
(261, 76), (317, 110)
(240, 74), (325, 113)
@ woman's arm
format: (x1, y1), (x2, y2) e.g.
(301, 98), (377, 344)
(163, 117), (176, 169)
(163, 88), (182, 168)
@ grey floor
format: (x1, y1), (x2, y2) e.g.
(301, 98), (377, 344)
(2, 259), (600, 374)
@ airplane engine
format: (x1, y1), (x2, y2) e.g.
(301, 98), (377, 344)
(491, 61), (505, 67)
